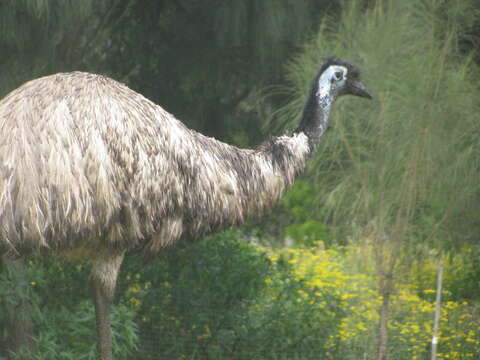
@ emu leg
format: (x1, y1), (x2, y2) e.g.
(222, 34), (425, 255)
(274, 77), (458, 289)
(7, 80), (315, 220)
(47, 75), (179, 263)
(1, 256), (36, 359)
(90, 253), (125, 360)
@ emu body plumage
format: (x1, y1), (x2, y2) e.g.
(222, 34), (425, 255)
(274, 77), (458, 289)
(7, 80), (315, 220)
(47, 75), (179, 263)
(0, 58), (371, 359)
(0, 72), (309, 258)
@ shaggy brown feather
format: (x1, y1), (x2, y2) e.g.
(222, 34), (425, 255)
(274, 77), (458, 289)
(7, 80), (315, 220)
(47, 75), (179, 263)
(0, 72), (310, 258)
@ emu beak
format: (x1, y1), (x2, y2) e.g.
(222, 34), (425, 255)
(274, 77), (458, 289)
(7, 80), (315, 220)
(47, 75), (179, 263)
(349, 80), (372, 99)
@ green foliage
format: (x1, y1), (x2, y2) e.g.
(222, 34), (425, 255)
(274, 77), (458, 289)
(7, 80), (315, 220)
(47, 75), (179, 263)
(117, 230), (346, 359)
(285, 220), (332, 247)
(0, 0), (121, 95)
(272, 243), (480, 360)
(271, 1), (480, 357)
(214, 0), (322, 76)
(2, 232), (480, 359)
(281, 181), (319, 222)
(0, 261), (138, 360)
(277, 0), (480, 246)
(443, 246), (480, 301)
(122, 230), (272, 359)
(280, 181), (333, 246)
(0, 262), (41, 319)
(25, 301), (137, 360)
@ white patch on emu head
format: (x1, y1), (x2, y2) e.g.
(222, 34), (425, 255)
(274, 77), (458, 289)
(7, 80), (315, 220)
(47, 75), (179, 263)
(316, 65), (348, 106)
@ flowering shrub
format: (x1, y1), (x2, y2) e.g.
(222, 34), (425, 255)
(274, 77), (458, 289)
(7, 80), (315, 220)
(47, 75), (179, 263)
(267, 243), (480, 360)
(2, 233), (478, 360)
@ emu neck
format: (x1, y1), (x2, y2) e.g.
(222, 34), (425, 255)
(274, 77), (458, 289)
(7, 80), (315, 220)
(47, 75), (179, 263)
(295, 89), (334, 150)
(180, 90), (334, 239)
(175, 131), (311, 243)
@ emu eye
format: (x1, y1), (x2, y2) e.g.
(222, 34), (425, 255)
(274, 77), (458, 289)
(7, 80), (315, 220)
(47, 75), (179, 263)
(334, 71), (343, 81)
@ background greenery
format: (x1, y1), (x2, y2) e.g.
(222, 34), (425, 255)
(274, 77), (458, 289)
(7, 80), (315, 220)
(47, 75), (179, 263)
(1, 0), (480, 359)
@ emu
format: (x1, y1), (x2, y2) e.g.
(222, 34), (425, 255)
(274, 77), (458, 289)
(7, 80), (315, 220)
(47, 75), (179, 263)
(0, 57), (371, 359)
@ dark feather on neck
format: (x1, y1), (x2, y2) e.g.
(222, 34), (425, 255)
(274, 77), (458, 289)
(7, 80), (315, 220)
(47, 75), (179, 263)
(295, 76), (330, 150)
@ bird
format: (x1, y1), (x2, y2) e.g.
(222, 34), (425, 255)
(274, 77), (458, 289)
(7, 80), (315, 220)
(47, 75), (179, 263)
(0, 57), (371, 359)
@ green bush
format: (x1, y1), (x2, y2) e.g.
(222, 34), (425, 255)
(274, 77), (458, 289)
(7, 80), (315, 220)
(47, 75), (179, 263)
(119, 230), (342, 360)
(0, 260), (138, 360)
(124, 230), (271, 359)
(281, 181), (334, 247)
(27, 301), (137, 360)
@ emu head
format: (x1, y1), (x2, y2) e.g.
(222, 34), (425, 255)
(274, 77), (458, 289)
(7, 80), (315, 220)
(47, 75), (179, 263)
(297, 57), (371, 146)
(315, 57), (372, 102)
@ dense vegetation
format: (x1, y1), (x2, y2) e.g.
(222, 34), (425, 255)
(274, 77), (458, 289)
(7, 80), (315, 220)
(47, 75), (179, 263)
(2, 233), (479, 359)
(1, 0), (480, 359)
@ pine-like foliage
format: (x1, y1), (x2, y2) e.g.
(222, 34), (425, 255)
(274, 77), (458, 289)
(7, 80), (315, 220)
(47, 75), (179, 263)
(278, 0), (480, 247)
